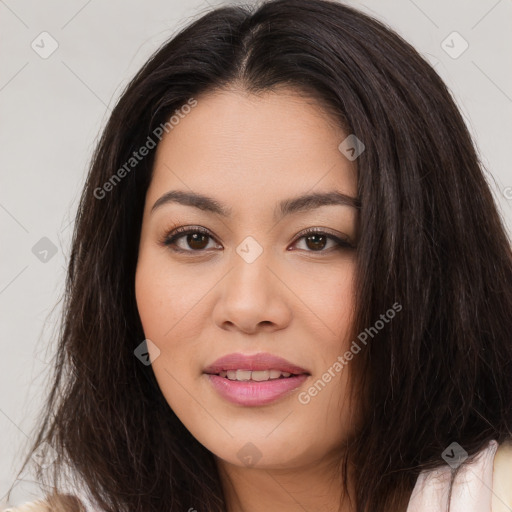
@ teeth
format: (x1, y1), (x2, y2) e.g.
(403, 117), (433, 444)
(251, 370), (270, 381)
(236, 369), (252, 381)
(218, 369), (295, 381)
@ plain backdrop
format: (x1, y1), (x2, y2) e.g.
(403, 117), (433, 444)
(1, 0), (511, 506)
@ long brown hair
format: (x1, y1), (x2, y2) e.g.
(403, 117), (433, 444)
(8, 1), (512, 511)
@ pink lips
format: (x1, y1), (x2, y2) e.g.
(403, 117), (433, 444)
(203, 352), (309, 375)
(203, 352), (310, 407)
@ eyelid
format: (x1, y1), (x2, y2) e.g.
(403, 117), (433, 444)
(159, 225), (221, 251)
(160, 224), (355, 253)
(292, 226), (355, 248)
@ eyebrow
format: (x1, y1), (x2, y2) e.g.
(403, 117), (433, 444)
(151, 189), (361, 221)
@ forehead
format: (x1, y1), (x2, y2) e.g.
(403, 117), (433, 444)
(147, 88), (358, 216)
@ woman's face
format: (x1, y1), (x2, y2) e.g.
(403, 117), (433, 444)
(135, 88), (360, 470)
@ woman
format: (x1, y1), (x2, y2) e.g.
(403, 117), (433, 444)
(5, 0), (512, 511)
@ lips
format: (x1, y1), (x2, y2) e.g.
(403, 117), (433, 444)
(203, 352), (310, 376)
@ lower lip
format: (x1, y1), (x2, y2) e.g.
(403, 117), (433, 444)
(205, 373), (309, 406)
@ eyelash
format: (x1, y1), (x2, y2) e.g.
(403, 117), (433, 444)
(160, 225), (355, 255)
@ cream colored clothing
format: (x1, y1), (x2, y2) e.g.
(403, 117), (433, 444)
(407, 439), (512, 512)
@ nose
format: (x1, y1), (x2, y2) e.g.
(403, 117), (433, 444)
(212, 250), (293, 334)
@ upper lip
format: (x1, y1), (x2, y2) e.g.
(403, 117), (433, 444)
(203, 352), (310, 375)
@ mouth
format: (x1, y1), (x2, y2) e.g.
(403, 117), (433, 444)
(203, 352), (310, 379)
(208, 369), (306, 381)
(203, 352), (311, 406)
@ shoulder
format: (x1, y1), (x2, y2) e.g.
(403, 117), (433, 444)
(2, 500), (51, 512)
(2, 493), (87, 512)
(492, 438), (512, 512)
(406, 438), (509, 512)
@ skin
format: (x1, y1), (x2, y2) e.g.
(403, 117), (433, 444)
(135, 87), (361, 512)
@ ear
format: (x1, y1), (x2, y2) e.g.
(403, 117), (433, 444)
(492, 438), (512, 512)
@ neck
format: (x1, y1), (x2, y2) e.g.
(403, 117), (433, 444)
(216, 451), (356, 512)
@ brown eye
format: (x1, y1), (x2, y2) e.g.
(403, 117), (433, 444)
(186, 232), (209, 250)
(291, 228), (355, 253)
(304, 233), (328, 251)
(162, 226), (355, 255)
(163, 226), (220, 252)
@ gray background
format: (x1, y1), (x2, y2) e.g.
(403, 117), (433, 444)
(1, 0), (511, 507)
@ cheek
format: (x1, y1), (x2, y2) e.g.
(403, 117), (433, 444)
(134, 249), (213, 355)
(134, 247), (187, 348)
(297, 258), (356, 339)
(134, 255), (210, 432)
(134, 256), (197, 394)
(135, 248), (191, 335)
(135, 260), (169, 336)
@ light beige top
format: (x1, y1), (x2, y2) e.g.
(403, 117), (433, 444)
(406, 439), (512, 512)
